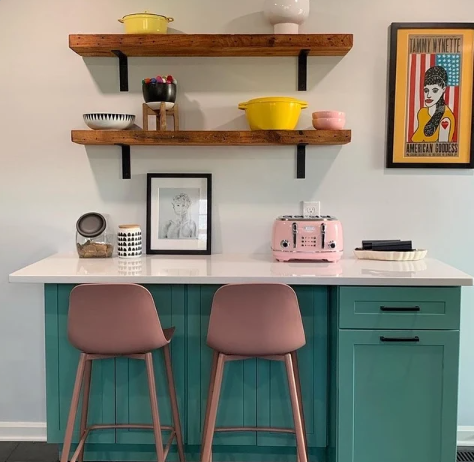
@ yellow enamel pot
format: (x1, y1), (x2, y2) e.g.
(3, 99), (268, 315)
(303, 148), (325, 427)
(119, 11), (174, 34)
(238, 97), (308, 130)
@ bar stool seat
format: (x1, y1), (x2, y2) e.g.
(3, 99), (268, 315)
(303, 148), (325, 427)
(61, 284), (185, 462)
(201, 283), (308, 462)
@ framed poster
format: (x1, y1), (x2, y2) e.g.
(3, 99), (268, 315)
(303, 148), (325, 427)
(387, 23), (474, 168)
(146, 173), (212, 255)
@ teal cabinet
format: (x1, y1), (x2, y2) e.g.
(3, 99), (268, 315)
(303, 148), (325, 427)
(338, 286), (461, 330)
(334, 329), (459, 462)
(44, 283), (463, 462)
(45, 285), (116, 444)
(256, 286), (328, 449)
(115, 285), (186, 445)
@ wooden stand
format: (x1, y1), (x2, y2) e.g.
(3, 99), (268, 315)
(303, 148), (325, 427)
(143, 103), (179, 131)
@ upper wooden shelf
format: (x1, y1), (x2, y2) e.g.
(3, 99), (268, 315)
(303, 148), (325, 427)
(71, 129), (351, 146)
(69, 34), (353, 57)
(69, 34), (353, 91)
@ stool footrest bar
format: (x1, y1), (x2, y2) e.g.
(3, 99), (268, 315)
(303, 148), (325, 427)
(215, 426), (295, 434)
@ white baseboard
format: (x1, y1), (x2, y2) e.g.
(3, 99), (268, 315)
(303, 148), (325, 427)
(458, 426), (474, 447)
(0, 422), (47, 441)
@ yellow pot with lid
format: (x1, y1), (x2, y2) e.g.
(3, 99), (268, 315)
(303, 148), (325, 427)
(119, 11), (174, 34)
(239, 97), (308, 130)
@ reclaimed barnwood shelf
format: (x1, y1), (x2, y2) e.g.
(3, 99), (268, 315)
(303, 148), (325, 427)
(71, 129), (350, 145)
(72, 129), (351, 179)
(69, 34), (353, 57)
(69, 34), (353, 91)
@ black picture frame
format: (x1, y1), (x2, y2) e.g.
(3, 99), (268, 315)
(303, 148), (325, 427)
(146, 173), (212, 255)
(386, 22), (474, 168)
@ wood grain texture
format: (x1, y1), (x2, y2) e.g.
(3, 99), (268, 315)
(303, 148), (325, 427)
(69, 34), (353, 57)
(71, 130), (351, 146)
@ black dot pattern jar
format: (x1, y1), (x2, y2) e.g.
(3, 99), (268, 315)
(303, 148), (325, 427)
(117, 225), (142, 259)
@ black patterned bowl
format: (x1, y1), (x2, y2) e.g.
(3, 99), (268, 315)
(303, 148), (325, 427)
(83, 113), (135, 130)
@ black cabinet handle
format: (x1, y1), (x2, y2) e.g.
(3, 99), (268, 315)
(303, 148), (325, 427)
(380, 336), (420, 343)
(380, 306), (420, 312)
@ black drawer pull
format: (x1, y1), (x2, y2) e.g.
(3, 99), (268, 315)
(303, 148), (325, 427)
(380, 336), (420, 343)
(380, 306), (420, 312)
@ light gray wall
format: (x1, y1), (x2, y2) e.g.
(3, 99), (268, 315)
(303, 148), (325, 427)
(1, 0), (474, 431)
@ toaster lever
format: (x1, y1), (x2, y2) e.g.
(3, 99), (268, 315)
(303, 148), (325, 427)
(292, 223), (298, 248)
(321, 223), (326, 248)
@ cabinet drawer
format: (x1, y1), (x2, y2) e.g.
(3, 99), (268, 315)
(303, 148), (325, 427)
(338, 287), (461, 330)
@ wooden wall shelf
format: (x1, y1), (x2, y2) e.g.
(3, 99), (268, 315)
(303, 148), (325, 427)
(69, 34), (353, 91)
(72, 129), (351, 179)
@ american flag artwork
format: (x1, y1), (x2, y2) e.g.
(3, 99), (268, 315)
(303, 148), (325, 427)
(406, 51), (461, 143)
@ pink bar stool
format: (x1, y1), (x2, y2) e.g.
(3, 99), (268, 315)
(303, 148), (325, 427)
(61, 284), (185, 462)
(201, 283), (307, 462)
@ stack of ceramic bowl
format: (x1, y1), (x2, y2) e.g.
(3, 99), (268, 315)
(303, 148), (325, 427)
(312, 111), (346, 130)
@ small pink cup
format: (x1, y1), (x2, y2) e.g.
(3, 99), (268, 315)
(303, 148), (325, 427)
(312, 111), (345, 119)
(312, 118), (346, 130)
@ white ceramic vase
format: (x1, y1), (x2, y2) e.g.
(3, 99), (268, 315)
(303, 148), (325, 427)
(264, 0), (310, 34)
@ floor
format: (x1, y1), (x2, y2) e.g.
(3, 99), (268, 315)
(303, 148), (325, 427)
(0, 443), (58, 462)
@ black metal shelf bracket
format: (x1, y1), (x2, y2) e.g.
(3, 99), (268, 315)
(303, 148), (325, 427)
(112, 50), (129, 92)
(117, 144), (131, 179)
(296, 144), (308, 179)
(298, 49), (310, 91)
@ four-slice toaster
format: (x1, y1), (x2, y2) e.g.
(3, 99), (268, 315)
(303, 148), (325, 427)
(272, 215), (343, 262)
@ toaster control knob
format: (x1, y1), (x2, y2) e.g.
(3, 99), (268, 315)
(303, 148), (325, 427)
(329, 241), (336, 249)
(281, 240), (290, 249)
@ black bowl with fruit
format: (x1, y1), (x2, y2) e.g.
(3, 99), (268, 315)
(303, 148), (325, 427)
(142, 75), (177, 103)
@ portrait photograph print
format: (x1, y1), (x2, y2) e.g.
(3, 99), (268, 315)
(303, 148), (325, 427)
(147, 173), (212, 255)
(386, 23), (474, 168)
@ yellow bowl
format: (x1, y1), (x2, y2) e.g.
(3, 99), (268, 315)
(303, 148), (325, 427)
(238, 97), (308, 130)
(119, 11), (174, 34)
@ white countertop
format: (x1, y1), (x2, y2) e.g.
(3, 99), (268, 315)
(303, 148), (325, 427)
(8, 253), (473, 286)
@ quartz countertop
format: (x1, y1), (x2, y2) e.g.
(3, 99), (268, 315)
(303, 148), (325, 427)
(8, 253), (473, 286)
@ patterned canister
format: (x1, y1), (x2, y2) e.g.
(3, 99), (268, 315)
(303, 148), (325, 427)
(117, 225), (142, 259)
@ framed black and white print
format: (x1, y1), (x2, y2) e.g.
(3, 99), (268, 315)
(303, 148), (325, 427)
(146, 173), (212, 255)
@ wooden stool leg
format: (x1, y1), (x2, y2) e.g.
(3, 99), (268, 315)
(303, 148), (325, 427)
(201, 353), (225, 462)
(163, 345), (185, 462)
(284, 354), (308, 462)
(201, 351), (218, 462)
(291, 351), (308, 462)
(78, 359), (92, 462)
(60, 354), (87, 462)
(160, 103), (167, 131)
(145, 353), (165, 462)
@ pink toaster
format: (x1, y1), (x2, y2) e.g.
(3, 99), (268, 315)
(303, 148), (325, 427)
(272, 215), (344, 262)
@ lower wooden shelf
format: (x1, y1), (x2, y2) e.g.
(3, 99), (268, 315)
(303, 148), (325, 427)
(71, 129), (351, 146)
(71, 129), (351, 179)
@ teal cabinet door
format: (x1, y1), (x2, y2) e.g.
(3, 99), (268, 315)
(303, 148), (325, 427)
(45, 285), (116, 444)
(335, 330), (459, 462)
(187, 285), (257, 447)
(115, 285), (186, 445)
(256, 286), (328, 448)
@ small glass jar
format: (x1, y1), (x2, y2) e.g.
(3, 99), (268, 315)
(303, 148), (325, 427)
(76, 213), (114, 258)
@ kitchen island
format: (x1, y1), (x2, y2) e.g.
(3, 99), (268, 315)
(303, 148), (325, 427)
(10, 253), (473, 462)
